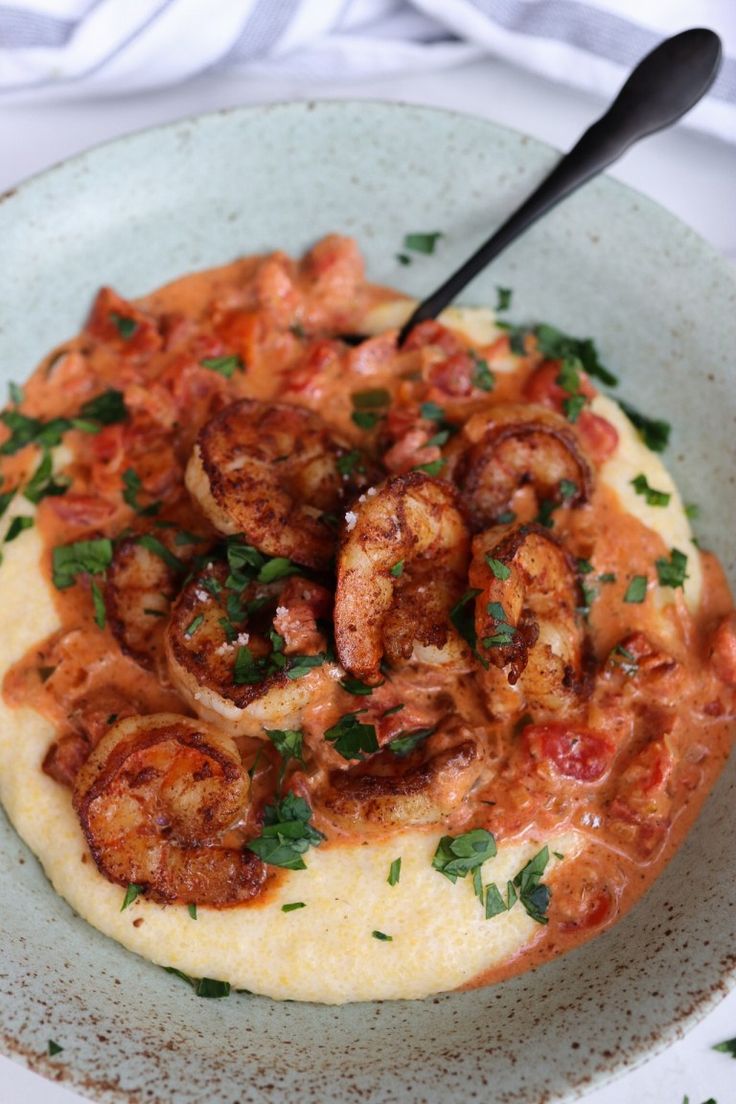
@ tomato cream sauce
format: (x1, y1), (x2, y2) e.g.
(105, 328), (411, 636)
(1, 233), (735, 999)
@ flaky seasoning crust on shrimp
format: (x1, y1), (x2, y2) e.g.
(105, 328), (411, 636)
(73, 714), (265, 906)
(186, 399), (366, 569)
(334, 473), (470, 684)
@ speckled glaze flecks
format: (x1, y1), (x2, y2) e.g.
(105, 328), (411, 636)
(0, 101), (735, 1104)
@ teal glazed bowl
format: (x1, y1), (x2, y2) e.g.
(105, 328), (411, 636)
(1, 101), (735, 1104)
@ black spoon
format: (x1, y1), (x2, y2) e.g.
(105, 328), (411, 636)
(341, 27), (722, 348)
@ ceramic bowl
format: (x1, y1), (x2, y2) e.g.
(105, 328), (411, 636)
(1, 101), (735, 1104)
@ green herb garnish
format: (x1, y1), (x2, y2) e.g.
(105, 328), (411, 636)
(513, 846), (551, 924)
(372, 930), (393, 941)
(339, 675), (377, 696)
(495, 286), (512, 311)
(200, 354), (243, 378)
(619, 399), (670, 452)
(121, 883), (143, 911)
(388, 725), (436, 757)
(109, 312), (138, 340)
(324, 711), (378, 760)
(656, 548), (688, 589)
(246, 793), (324, 870)
(412, 458), (446, 476)
(52, 538), (113, 589)
(485, 555), (511, 581)
(432, 829), (497, 883)
(23, 450), (70, 504)
(404, 231), (442, 255)
(91, 580), (106, 630)
(470, 351), (494, 392)
(623, 575), (648, 604)
(631, 472), (670, 507)
(4, 515), (33, 542)
(47, 1040), (63, 1057)
(387, 858), (402, 886)
(282, 902), (306, 912)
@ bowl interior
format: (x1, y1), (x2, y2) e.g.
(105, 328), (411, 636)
(1, 101), (735, 1104)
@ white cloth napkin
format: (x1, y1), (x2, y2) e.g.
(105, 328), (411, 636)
(1, 0), (734, 142)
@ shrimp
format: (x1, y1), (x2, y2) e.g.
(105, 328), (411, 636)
(319, 727), (483, 832)
(165, 561), (337, 737)
(105, 529), (211, 669)
(470, 522), (590, 715)
(186, 400), (367, 569)
(73, 714), (265, 905)
(333, 473), (470, 684)
(446, 403), (593, 529)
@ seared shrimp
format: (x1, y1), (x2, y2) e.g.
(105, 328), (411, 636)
(186, 400), (367, 569)
(334, 473), (470, 683)
(319, 727), (483, 832)
(105, 529), (211, 669)
(446, 403), (593, 529)
(470, 523), (589, 715)
(165, 561), (337, 736)
(73, 714), (264, 905)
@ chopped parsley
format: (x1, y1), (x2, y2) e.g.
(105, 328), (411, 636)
(109, 312), (138, 339)
(482, 601), (516, 648)
(612, 643), (638, 676)
(91, 580), (106, 630)
(136, 534), (185, 573)
(187, 903), (197, 920)
(390, 560), (405, 578)
(495, 286), (512, 312)
(336, 450), (365, 477)
(246, 793), (323, 870)
(685, 502), (700, 520)
(23, 450), (70, 504)
(599, 571), (616, 584)
(513, 846), (551, 924)
(121, 883), (143, 911)
(563, 394), (586, 423)
(450, 587), (485, 664)
(47, 1040), (63, 1057)
(52, 538), (113, 589)
(265, 728), (304, 788)
(420, 401), (446, 422)
(631, 472), (670, 507)
(79, 389), (127, 427)
(4, 515), (33, 542)
(412, 458), (446, 476)
(282, 902), (306, 912)
(656, 548), (688, 589)
(122, 468), (160, 516)
(395, 252), (411, 266)
(184, 613), (204, 637)
(8, 381), (23, 406)
(496, 509), (516, 524)
(577, 558), (594, 575)
(164, 968), (231, 998)
(713, 1037), (736, 1058)
(624, 575), (648, 604)
(404, 231), (442, 255)
(470, 351), (495, 392)
(372, 930), (393, 941)
(619, 399), (670, 452)
(559, 478), (578, 502)
(387, 858), (401, 886)
(200, 354), (243, 378)
(535, 498), (556, 528)
(432, 829), (497, 883)
(324, 711), (378, 760)
(388, 725), (435, 757)
(339, 675), (377, 696)
(351, 388), (390, 430)
(484, 882), (507, 920)
(534, 323), (617, 386)
(485, 555), (511, 581)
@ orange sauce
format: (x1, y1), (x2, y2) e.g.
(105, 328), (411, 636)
(2, 234), (734, 980)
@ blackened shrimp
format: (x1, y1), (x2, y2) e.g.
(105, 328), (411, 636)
(470, 523), (590, 715)
(334, 473), (470, 684)
(73, 714), (265, 906)
(318, 725), (483, 832)
(185, 400), (368, 569)
(165, 561), (337, 736)
(446, 403), (593, 529)
(105, 528), (211, 670)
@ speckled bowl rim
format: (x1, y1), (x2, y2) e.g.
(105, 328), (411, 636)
(0, 98), (734, 1104)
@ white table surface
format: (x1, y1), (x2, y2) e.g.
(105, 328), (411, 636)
(1, 56), (735, 1104)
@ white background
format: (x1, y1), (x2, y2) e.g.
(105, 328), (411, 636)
(1, 56), (735, 1104)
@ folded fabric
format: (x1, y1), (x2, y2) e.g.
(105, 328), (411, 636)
(0, 0), (734, 142)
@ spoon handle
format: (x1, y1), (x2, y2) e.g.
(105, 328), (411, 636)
(397, 28), (722, 345)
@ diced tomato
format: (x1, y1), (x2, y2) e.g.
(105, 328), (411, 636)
(383, 429), (440, 475)
(525, 722), (614, 782)
(402, 320), (461, 356)
(215, 309), (264, 366)
(559, 883), (616, 933)
(427, 351), (476, 397)
(284, 338), (342, 393)
(576, 411), (619, 463)
(85, 287), (161, 356)
(42, 733), (89, 788)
